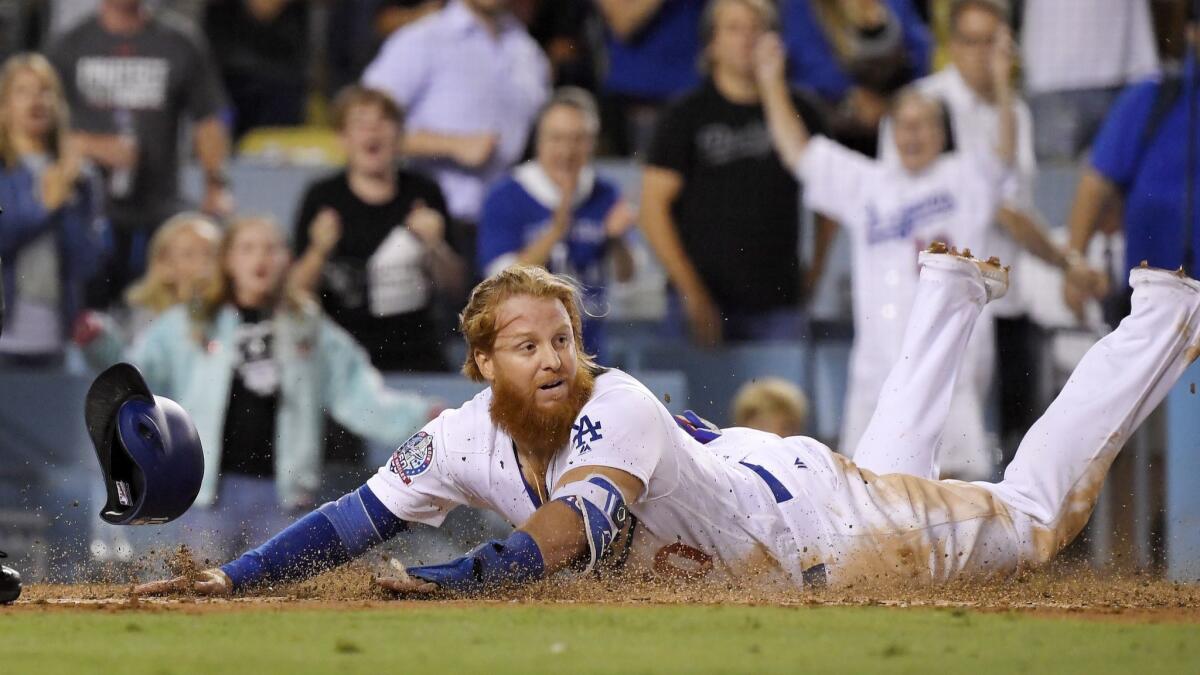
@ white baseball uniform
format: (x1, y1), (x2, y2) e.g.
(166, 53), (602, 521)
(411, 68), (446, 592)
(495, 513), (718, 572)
(366, 262), (1200, 586)
(795, 135), (1017, 480)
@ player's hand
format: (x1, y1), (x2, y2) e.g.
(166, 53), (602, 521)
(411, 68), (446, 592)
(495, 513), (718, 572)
(375, 560), (440, 595)
(132, 568), (232, 597)
(683, 291), (723, 348)
(406, 199), (446, 246)
(374, 575), (441, 595)
(452, 133), (498, 170)
(309, 208), (343, 255)
(753, 32), (787, 86)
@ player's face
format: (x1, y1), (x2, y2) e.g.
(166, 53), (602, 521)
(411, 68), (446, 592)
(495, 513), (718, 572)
(950, 5), (1002, 97)
(892, 96), (946, 173)
(477, 294), (580, 412)
(5, 69), (55, 142)
(709, 0), (765, 79)
(342, 104), (399, 177)
(225, 222), (290, 308)
(536, 105), (595, 188)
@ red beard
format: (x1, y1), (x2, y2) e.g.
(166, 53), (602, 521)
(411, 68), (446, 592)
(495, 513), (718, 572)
(489, 365), (596, 461)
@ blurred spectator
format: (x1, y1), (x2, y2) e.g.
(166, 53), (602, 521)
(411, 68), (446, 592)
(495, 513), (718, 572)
(362, 0), (550, 234)
(100, 216), (433, 562)
(1063, 12), (1200, 321)
(640, 0), (832, 347)
(48, 0), (205, 36)
(1021, 0), (1160, 162)
(732, 377), (809, 437)
(478, 87), (635, 358)
(519, 0), (600, 91)
(291, 86), (466, 373)
(326, 0), (445, 95)
(0, 53), (107, 367)
(757, 29), (1016, 479)
(0, 0), (48, 62)
(594, 0), (705, 155)
(880, 0), (1098, 453)
(75, 211), (220, 365)
(203, 0), (309, 140)
(46, 0), (232, 307)
(781, 0), (931, 156)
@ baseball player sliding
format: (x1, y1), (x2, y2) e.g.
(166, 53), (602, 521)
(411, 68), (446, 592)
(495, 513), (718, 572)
(136, 251), (1200, 595)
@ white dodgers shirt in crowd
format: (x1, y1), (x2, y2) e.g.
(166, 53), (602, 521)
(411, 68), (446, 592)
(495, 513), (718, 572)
(796, 136), (1016, 391)
(879, 65), (1037, 318)
(364, 369), (810, 583)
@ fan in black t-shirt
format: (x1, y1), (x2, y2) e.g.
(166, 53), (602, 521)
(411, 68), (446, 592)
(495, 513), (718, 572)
(220, 305), (279, 478)
(640, 0), (837, 346)
(292, 87), (468, 373)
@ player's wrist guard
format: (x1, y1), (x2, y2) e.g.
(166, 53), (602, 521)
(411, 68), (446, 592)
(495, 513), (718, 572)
(406, 530), (545, 593)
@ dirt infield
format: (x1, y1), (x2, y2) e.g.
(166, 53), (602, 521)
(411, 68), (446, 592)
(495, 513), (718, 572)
(9, 563), (1200, 623)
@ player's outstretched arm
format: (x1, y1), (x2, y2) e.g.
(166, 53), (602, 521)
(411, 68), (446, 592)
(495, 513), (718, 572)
(755, 32), (811, 170)
(376, 466), (643, 595)
(133, 484), (407, 596)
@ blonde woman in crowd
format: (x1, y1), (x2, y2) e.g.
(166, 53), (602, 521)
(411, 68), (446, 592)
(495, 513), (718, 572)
(0, 53), (107, 367)
(76, 212), (222, 366)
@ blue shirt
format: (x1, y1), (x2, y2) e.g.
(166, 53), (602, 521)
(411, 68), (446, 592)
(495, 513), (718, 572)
(478, 162), (622, 355)
(1091, 59), (1200, 276)
(602, 0), (703, 101)
(780, 0), (930, 102)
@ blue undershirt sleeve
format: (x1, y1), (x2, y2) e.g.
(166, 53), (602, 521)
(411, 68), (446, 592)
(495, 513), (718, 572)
(220, 484), (407, 590)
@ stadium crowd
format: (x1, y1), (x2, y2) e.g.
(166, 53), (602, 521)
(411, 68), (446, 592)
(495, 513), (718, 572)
(0, 0), (1196, 565)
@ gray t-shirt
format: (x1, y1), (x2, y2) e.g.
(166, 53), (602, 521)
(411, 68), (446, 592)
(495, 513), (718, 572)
(47, 13), (225, 228)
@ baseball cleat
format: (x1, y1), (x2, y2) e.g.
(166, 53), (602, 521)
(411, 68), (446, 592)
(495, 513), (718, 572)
(918, 242), (1010, 302)
(1130, 260), (1200, 294)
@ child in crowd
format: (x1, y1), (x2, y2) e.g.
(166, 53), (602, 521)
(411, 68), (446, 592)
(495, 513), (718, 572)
(91, 216), (435, 563)
(731, 377), (810, 438)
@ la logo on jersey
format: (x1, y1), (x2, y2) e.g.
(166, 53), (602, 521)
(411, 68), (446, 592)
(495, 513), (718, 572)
(572, 416), (603, 454)
(389, 431), (434, 485)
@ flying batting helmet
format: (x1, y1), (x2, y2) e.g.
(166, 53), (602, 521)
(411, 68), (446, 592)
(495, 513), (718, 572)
(84, 363), (204, 525)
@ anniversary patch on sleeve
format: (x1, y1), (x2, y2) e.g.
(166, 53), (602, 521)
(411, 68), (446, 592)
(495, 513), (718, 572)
(388, 431), (435, 485)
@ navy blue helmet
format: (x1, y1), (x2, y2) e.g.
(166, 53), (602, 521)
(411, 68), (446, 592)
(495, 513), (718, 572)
(85, 363), (204, 525)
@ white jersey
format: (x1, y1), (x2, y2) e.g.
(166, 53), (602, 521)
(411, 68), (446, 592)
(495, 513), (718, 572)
(797, 136), (1013, 390)
(879, 66), (1037, 318)
(365, 369), (824, 584)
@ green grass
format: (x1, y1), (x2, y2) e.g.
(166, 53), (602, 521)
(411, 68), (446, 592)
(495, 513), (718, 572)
(1, 605), (1197, 674)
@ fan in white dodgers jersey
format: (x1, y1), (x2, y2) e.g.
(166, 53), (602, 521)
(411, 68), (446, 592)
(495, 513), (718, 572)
(135, 256), (1200, 595)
